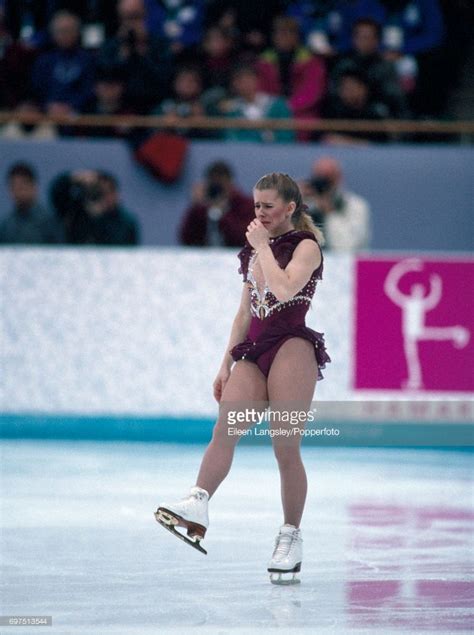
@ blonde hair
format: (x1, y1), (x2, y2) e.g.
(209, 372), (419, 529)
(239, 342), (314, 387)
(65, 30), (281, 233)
(254, 172), (325, 246)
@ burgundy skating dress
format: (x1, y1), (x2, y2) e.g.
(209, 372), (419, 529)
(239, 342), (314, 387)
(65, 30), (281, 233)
(230, 229), (331, 380)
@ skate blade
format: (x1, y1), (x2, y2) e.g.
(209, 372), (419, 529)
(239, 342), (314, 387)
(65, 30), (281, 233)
(269, 572), (301, 585)
(268, 562), (301, 585)
(154, 509), (207, 555)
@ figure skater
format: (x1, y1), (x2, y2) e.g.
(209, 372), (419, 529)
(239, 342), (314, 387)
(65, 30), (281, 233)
(155, 172), (331, 584)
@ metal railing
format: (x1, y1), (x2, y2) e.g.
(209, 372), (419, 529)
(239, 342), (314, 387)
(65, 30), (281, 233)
(0, 112), (473, 140)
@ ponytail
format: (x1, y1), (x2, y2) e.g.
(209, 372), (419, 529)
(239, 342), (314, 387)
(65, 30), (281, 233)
(254, 172), (325, 246)
(293, 205), (325, 246)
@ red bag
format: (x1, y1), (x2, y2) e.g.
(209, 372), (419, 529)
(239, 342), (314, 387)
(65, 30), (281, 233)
(134, 132), (189, 183)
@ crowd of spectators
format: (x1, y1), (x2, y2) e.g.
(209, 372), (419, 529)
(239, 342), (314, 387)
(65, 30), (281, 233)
(0, 0), (470, 144)
(0, 161), (140, 245)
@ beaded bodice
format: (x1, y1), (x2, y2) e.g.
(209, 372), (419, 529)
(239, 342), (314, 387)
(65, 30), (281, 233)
(238, 230), (323, 322)
(247, 250), (318, 320)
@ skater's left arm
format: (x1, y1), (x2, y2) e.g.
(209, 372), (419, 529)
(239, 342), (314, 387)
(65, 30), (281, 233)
(246, 220), (321, 302)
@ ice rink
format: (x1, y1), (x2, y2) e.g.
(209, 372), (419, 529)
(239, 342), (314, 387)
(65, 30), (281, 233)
(1, 440), (473, 634)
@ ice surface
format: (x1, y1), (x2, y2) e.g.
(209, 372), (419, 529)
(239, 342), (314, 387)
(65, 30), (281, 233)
(1, 441), (473, 634)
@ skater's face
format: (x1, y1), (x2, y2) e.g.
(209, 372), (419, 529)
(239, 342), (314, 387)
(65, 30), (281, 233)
(253, 188), (295, 236)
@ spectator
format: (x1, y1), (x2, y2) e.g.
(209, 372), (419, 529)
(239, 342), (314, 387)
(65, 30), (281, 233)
(301, 156), (371, 251)
(256, 16), (326, 141)
(98, 0), (173, 114)
(81, 66), (135, 138)
(380, 0), (445, 115)
(144, 0), (204, 56)
(153, 66), (217, 139)
(4, 1), (119, 47)
(179, 161), (254, 247)
(339, 0), (445, 114)
(378, 0), (444, 56)
(0, 162), (64, 244)
(200, 25), (238, 93)
(322, 68), (388, 144)
(205, 1), (287, 56)
(286, 0), (349, 58)
(0, 6), (37, 109)
(3, 0), (51, 47)
(220, 64), (295, 143)
(30, 10), (95, 116)
(330, 18), (409, 118)
(0, 100), (57, 139)
(49, 170), (139, 245)
(94, 171), (140, 244)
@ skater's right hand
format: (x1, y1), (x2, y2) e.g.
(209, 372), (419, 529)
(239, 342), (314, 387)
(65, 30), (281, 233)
(213, 366), (231, 402)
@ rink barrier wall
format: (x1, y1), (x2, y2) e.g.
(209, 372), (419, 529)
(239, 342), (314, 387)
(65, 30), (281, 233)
(0, 414), (472, 448)
(1, 248), (472, 445)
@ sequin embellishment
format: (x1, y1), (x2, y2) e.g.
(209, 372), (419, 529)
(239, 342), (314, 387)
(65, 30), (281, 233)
(247, 249), (317, 320)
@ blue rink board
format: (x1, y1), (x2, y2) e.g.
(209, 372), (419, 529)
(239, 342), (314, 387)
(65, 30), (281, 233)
(0, 414), (472, 448)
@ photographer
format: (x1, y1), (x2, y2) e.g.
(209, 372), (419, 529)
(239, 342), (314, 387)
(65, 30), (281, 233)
(49, 170), (139, 245)
(179, 161), (254, 247)
(0, 162), (64, 244)
(97, 0), (173, 114)
(301, 157), (371, 251)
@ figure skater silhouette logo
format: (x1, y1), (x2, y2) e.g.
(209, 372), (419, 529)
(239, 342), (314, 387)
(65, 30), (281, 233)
(383, 258), (470, 390)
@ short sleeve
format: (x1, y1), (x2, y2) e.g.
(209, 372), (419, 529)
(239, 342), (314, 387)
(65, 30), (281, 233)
(273, 231), (324, 280)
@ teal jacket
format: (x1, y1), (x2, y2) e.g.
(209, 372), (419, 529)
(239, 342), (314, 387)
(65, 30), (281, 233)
(224, 94), (295, 143)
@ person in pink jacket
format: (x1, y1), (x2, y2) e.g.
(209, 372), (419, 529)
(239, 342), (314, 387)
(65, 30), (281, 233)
(255, 16), (327, 141)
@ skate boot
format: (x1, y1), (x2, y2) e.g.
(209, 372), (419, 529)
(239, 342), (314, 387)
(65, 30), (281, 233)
(267, 524), (302, 584)
(155, 486), (209, 555)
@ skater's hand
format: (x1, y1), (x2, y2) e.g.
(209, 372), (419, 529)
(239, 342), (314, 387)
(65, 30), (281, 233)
(246, 219), (269, 251)
(213, 366), (230, 402)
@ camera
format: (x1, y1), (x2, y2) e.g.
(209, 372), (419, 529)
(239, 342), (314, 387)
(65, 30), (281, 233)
(206, 182), (225, 200)
(71, 181), (103, 207)
(310, 176), (332, 195)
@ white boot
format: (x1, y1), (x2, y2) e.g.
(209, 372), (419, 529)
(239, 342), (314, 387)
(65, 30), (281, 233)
(267, 524), (303, 584)
(155, 486), (210, 553)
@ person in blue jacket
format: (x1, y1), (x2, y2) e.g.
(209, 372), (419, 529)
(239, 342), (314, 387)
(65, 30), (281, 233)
(30, 10), (95, 116)
(144, 0), (204, 56)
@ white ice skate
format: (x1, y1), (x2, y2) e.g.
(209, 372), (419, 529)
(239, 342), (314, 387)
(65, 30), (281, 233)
(155, 486), (209, 555)
(267, 524), (303, 584)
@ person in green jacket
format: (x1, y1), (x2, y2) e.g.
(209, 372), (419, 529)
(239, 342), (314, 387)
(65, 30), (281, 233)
(221, 64), (295, 143)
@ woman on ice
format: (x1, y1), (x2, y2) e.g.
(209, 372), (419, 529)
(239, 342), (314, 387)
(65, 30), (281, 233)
(156, 172), (331, 584)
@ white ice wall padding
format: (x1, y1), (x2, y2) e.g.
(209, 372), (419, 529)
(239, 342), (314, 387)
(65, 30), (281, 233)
(1, 248), (351, 415)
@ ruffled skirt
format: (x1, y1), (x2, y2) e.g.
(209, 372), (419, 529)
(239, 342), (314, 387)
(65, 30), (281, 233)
(230, 323), (331, 381)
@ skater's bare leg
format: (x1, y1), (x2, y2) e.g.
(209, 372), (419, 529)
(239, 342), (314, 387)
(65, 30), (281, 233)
(195, 360), (268, 498)
(267, 338), (318, 528)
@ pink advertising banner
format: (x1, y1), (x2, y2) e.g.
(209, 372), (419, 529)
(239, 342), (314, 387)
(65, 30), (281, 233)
(354, 257), (474, 392)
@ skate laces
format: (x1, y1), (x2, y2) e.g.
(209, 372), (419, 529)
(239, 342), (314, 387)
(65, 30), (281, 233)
(273, 528), (299, 560)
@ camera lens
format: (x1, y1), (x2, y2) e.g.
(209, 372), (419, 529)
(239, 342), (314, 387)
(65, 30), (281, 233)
(310, 177), (332, 194)
(207, 183), (224, 200)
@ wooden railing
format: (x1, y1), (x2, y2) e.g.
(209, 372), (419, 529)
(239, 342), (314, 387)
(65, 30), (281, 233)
(0, 112), (473, 139)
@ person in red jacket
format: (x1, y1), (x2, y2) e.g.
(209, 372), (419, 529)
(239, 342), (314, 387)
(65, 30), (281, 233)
(255, 16), (327, 141)
(179, 161), (255, 247)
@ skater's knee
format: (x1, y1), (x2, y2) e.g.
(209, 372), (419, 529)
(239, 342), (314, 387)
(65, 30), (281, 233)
(211, 417), (238, 446)
(272, 442), (301, 468)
